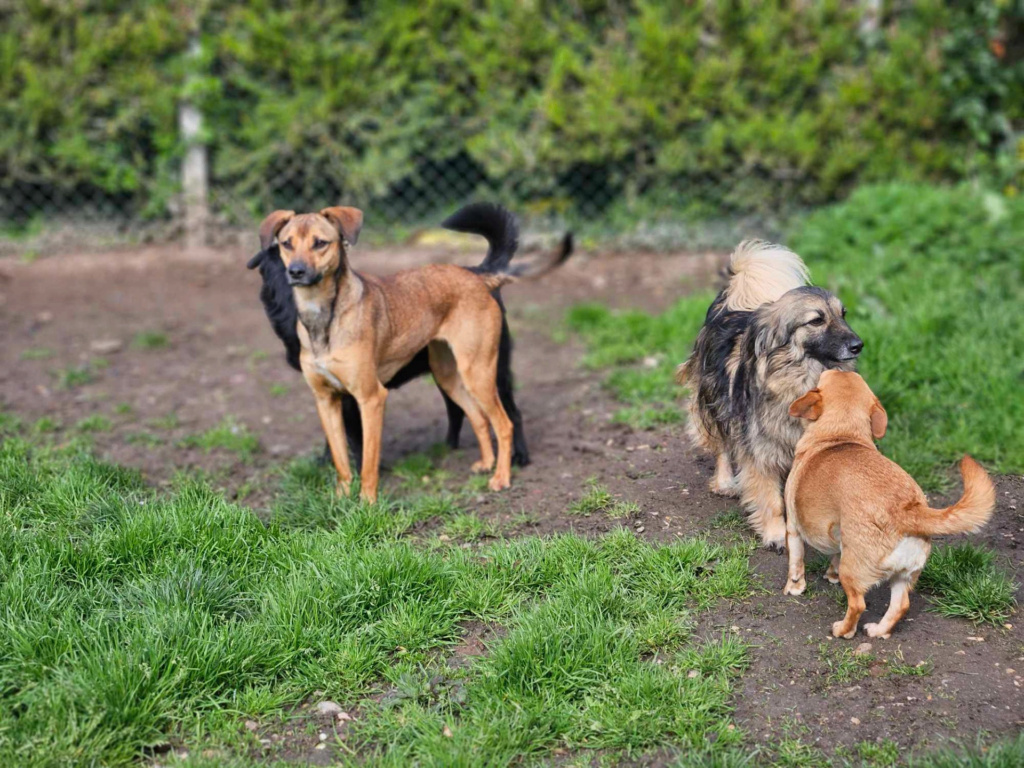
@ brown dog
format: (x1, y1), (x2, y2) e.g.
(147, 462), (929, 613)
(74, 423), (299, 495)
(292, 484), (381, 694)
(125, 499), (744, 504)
(784, 371), (995, 639)
(258, 206), (554, 502)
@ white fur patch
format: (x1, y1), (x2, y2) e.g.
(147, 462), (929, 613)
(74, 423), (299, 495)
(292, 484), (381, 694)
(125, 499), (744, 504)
(724, 240), (810, 311)
(881, 536), (930, 578)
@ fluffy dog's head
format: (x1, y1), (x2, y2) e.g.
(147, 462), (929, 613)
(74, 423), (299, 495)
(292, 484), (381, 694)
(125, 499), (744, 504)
(755, 286), (863, 367)
(789, 370), (887, 441)
(257, 207), (363, 287)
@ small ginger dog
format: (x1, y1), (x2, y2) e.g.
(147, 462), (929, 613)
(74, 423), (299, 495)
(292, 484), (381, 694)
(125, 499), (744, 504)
(784, 371), (995, 639)
(258, 206), (558, 502)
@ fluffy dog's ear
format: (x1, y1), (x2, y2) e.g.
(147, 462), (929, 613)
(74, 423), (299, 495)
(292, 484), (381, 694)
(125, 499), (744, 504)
(789, 389), (823, 420)
(870, 400), (888, 440)
(259, 210), (295, 251)
(320, 206), (363, 246)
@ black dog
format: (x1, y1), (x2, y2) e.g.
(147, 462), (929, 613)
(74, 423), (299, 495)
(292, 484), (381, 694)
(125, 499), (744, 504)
(247, 203), (572, 470)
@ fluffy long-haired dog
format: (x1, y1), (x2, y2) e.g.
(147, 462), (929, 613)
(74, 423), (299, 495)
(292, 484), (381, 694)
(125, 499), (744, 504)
(247, 204), (571, 471)
(785, 371), (995, 638)
(676, 241), (864, 548)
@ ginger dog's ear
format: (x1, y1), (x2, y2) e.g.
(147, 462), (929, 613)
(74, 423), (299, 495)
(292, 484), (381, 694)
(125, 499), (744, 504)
(870, 400), (888, 440)
(319, 206), (363, 246)
(789, 389), (823, 421)
(258, 210), (295, 251)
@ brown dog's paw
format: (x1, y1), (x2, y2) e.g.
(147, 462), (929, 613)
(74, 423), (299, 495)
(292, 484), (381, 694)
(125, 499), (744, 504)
(863, 622), (891, 639)
(488, 474), (511, 492)
(831, 620), (858, 639)
(336, 480), (352, 497)
(783, 577), (806, 596)
(471, 459), (495, 474)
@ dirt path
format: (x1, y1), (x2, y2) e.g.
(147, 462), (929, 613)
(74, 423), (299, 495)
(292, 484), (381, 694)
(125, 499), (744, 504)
(0, 243), (1020, 760)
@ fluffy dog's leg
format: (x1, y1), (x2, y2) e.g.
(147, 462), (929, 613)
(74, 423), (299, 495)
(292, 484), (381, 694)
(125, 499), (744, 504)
(783, 520), (806, 595)
(738, 464), (787, 550)
(864, 578), (912, 639)
(711, 452), (738, 496)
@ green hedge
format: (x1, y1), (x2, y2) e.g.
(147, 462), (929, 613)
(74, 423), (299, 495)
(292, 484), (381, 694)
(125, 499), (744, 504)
(2, 1), (1022, 222)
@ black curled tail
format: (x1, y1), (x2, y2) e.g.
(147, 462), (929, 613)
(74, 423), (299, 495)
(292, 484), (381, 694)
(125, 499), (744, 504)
(442, 202), (519, 272)
(246, 245), (302, 371)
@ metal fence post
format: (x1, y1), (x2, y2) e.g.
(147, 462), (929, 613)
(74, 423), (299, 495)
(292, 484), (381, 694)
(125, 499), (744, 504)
(180, 37), (208, 249)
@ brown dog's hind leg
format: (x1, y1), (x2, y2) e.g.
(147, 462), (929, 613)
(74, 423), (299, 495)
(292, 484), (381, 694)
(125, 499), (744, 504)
(454, 357), (513, 492)
(864, 578), (911, 639)
(833, 570), (867, 639)
(738, 464), (786, 550)
(429, 342), (496, 473)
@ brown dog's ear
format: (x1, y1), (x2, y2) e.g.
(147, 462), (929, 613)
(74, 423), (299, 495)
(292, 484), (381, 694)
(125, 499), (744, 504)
(258, 210), (295, 250)
(870, 400), (888, 440)
(789, 389), (823, 421)
(319, 206), (363, 246)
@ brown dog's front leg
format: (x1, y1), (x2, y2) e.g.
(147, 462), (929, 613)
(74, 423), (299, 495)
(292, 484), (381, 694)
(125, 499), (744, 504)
(355, 383), (388, 503)
(312, 389), (353, 496)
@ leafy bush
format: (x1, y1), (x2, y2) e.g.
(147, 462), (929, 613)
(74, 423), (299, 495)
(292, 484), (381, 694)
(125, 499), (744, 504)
(2, 2), (1022, 225)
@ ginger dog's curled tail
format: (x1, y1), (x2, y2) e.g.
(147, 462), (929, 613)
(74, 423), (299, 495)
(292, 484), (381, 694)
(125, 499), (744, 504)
(907, 456), (996, 537)
(443, 203), (573, 290)
(723, 240), (810, 311)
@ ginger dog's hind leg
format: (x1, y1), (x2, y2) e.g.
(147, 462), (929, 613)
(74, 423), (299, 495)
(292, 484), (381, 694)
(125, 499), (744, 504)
(428, 341), (495, 473)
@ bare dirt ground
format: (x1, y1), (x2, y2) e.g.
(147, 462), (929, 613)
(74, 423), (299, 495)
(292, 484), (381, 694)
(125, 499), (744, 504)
(0, 242), (1020, 762)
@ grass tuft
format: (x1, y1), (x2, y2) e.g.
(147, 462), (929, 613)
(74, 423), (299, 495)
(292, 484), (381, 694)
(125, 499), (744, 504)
(918, 543), (1018, 625)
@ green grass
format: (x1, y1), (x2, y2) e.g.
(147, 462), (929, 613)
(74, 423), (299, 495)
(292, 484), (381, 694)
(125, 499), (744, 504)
(817, 642), (874, 686)
(567, 480), (639, 519)
(75, 414), (113, 433)
(182, 419), (260, 460)
(918, 543), (1018, 624)
(568, 184), (1024, 489)
(53, 364), (96, 389)
(19, 347), (53, 360)
(0, 440), (753, 766)
(132, 330), (170, 349)
(268, 383), (289, 397)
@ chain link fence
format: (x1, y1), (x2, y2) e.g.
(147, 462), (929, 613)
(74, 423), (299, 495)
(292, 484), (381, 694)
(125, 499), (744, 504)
(0, 144), (781, 258)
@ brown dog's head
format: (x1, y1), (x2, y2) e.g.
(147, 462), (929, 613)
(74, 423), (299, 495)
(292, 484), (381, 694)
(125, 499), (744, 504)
(756, 286), (863, 367)
(257, 207), (363, 287)
(789, 370), (887, 441)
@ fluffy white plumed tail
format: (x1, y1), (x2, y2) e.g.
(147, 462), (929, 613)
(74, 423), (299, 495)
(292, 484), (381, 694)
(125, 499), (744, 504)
(723, 240), (810, 311)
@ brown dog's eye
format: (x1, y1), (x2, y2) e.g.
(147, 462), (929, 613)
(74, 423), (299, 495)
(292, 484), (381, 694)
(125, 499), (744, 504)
(281, 239), (293, 251)
(312, 238), (328, 250)
(809, 315), (826, 327)
(841, 306), (847, 317)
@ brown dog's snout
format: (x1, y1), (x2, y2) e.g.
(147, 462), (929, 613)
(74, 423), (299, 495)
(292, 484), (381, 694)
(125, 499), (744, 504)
(287, 260), (318, 285)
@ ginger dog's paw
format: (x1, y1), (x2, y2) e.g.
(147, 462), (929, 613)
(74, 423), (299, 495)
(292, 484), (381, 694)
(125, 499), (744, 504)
(863, 623), (891, 639)
(488, 475), (511, 492)
(471, 459), (494, 474)
(784, 577), (806, 596)
(824, 571), (840, 585)
(831, 620), (858, 639)
(336, 480), (351, 497)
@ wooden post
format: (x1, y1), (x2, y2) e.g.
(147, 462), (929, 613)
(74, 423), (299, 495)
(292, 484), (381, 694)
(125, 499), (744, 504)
(180, 37), (208, 249)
